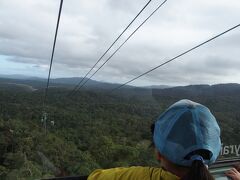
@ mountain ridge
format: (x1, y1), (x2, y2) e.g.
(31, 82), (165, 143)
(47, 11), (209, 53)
(0, 75), (239, 96)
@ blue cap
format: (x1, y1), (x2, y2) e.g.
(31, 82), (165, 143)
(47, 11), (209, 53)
(153, 99), (221, 167)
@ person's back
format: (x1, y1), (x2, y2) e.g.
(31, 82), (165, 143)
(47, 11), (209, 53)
(88, 99), (221, 180)
(88, 166), (179, 180)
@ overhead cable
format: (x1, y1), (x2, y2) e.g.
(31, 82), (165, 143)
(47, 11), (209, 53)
(70, 0), (168, 96)
(109, 23), (240, 93)
(42, 0), (63, 133)
(69, 0), (152, 96)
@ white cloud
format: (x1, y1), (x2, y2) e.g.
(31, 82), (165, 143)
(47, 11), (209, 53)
(0, 0), (239, 85)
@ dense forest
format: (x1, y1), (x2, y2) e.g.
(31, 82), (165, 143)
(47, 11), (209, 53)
(0, 78), (240, 179)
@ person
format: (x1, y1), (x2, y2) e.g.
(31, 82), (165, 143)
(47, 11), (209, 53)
(225, 164), (240, 180)
(88, 99), (221, 180)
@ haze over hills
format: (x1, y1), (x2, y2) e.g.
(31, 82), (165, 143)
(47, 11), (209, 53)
(0, 74), (239, 94)
(0, 74), (165, 91)
(152, 83), (240, 97)
(0, 74), (240, 98)
(0, 74), (43, 80)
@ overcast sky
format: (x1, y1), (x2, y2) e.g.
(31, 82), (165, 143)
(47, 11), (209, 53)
(0, 0), (239, 86)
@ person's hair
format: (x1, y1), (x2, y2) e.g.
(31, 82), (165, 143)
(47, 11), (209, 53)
(181, 149), (214, 180)
(181, 160), (214, 180)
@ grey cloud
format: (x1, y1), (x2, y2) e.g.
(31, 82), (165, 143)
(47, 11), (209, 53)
(107, 0), (146, 14)
(33, 64), (41, 68)
(0, 0), (239, 86)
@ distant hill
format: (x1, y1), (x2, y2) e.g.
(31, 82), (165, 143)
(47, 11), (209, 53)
(2, 83), (37, 92)
(0, 75), (239, 98)
(144, 85), (172, 89)
(0, 76), (134, 92)
(0, 78), (46, 92)
(51, 77), (134, 90)
(0, 75), (171, 90)
(152, 83), (240, 98)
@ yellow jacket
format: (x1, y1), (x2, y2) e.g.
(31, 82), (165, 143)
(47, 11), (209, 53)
(88, 166), (180, 180)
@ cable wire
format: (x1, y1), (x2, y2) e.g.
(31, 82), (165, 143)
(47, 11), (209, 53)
(69, 0), (152, 96)
(42, 0), (63, 133)
(109, 23), (240, 93)
(70, 0), (168, 96)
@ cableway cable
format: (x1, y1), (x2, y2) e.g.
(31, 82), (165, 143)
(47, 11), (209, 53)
(70, 0), (168, 96)
(68, 0), (152, 96)
(42, 0), (63, 133)
(109, 23), (240, 93)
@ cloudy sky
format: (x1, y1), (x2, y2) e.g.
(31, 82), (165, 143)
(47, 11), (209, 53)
(0, 0), (239, 86)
